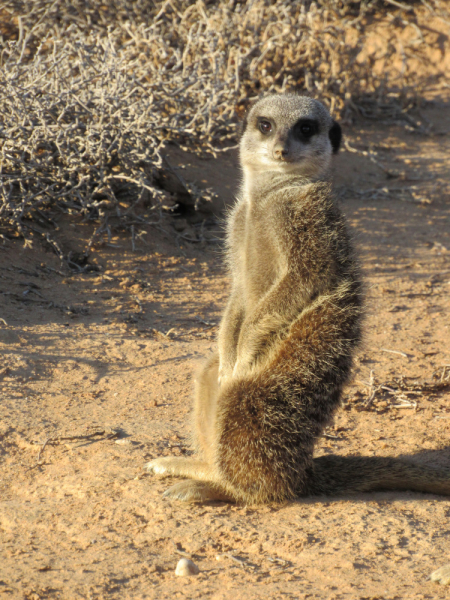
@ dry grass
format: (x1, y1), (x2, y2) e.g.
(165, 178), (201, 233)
(349, 368), (450, 413)
(0, 0), (448, 260)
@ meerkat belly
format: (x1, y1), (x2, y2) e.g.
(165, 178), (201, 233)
(245, 249), (280, 310)
(239, 203), (282, 303)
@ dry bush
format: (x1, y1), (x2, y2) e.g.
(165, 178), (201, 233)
(0, 0), (448, 260)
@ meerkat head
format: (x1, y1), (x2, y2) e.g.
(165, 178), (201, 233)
(240, 94), (341, 179)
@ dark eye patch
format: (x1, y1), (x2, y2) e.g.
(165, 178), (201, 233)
(292, 118), (319, 141)
(329, 120), (342, 153)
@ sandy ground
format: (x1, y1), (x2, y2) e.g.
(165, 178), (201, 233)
(1, 103), (450, 600)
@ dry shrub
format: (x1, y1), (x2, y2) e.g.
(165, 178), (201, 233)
(0, 0), (448, 258)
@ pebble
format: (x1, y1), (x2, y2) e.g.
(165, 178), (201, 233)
(175, 558), (199, 577)
(431, 564), (450, 585)
(173, 219), (188, 232)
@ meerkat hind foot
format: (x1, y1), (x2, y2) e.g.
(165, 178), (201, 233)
(163, 479), (234, 503)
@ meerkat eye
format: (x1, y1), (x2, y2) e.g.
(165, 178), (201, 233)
(293, 119), (319, 141)
(300, 124), (313, 136)
(258, 120), (272, 134)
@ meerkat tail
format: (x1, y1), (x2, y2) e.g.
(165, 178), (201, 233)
(304, 455), (450, 496)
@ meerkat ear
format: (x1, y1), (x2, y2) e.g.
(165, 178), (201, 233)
(329, 121), (342, 154)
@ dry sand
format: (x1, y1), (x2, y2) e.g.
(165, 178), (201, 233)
(1, 104), (450, 599)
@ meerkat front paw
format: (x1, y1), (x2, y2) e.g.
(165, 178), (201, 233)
(145, 456), (213, 480)
(145, 457), (180, 477)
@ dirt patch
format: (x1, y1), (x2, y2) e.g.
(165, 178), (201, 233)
(1, 104), (450, 599)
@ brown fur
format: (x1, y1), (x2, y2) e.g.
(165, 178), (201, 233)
(146, 94), (450, 503)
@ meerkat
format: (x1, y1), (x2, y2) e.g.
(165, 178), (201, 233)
(146, 94), (450, 504)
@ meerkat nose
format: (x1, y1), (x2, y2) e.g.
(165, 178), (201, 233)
(273, 146), (289, 160)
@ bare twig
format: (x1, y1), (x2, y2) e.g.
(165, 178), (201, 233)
(267, 556), (288, 566)
(380, 348), (409, 358)
(215, 553), (252, 569)
(384, 0), (415, 10)
(362, 370), (376, 407)
(441, 366), (450, 382)
(31, 427), (121, 467)
(36, 437), (50, 463)
(354, 370), (450, 412)
(344, 141), (396, 176)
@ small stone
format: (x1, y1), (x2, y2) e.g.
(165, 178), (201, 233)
(175, 558), (199, 577)
(431, 564), (450, 585)
(173, 219), (188, 232)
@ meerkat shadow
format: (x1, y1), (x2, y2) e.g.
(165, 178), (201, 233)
(397, 446), (450, 477)
(278, 446), (450, 506)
